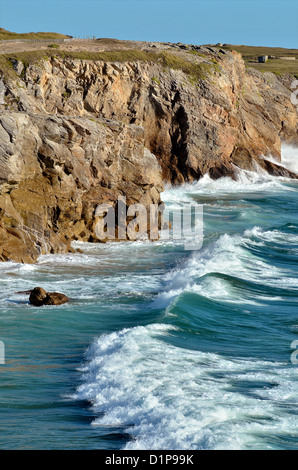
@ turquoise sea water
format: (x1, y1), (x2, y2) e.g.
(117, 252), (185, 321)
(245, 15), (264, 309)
(0, 145), (298, 450)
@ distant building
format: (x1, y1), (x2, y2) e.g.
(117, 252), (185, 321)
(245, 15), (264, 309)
(258, 55), (269, 63)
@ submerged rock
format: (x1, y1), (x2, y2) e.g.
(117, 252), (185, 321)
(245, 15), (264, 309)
(29, 287), (69, 306)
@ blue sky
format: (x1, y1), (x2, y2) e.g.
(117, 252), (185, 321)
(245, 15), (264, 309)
(0, 0), (297, 48)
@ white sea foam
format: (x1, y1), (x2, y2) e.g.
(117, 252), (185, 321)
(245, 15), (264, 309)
(281, 144), (298, 173)
(73, 323), (297, 450)
(155, 151), (298, 308)
(2, 143), (296, 449)
(162, 144), (298, 205)
(263, 143), (298, 175)
(153, 223), (298, 310)
(0, 261), (36, 273)
(68, 153), (298, 449)
(245, 226), (298, 245)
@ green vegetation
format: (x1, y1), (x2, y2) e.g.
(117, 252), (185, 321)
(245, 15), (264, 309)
(151, 76), (160, 85)
(187, 50), (206, 58)
(62, 91), (71, 99)
(0, 51), (53, 81)
(0, 49), (221, 83)
(152, 51), (220, 81)
(0, 28), (70, 41)
(96, 38), (131, 46)
(0, 54), (17, 81)
(210, 58), (221, 73)
(47, 44), (60, 49)
(246, 59), (298, 76)
(222, 44), (298, 75)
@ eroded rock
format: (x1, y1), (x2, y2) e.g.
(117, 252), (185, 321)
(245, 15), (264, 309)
(0, 48), (297, 263)
(29, 287), (48, 306)
(3, 52), (296, 182)
(0, 112), (164, 263)
(29, 287), (69, 306)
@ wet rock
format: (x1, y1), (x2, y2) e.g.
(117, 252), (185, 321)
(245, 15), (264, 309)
(260, 159), (298, 179)
(29, 287), (48, 306)
(43, 292), (69, 306)
(29, 287), (69, 306)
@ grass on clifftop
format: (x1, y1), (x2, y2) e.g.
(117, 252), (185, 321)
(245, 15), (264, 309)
(0, 28), (70, 41)
(0, 49), (219, 82)
(246, 58), (298, 77)
(222, 44), (298, 76)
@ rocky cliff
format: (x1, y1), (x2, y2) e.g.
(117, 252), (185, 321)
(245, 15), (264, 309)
(0, 43), (297, 262)
(0, 112), (163, 262)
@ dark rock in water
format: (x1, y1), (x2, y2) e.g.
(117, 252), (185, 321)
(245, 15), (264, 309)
(29, 287), (48, 306)
(28, 287), (69, 306)
(43, 292), (69, 306)
(209, 162), (236, 180)
(261, 159), (298, 179)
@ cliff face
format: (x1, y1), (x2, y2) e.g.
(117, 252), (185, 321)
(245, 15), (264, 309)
(0, 45), (297, 262)
(4, 48), (297, 181)
(0, 112), (163, 262)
